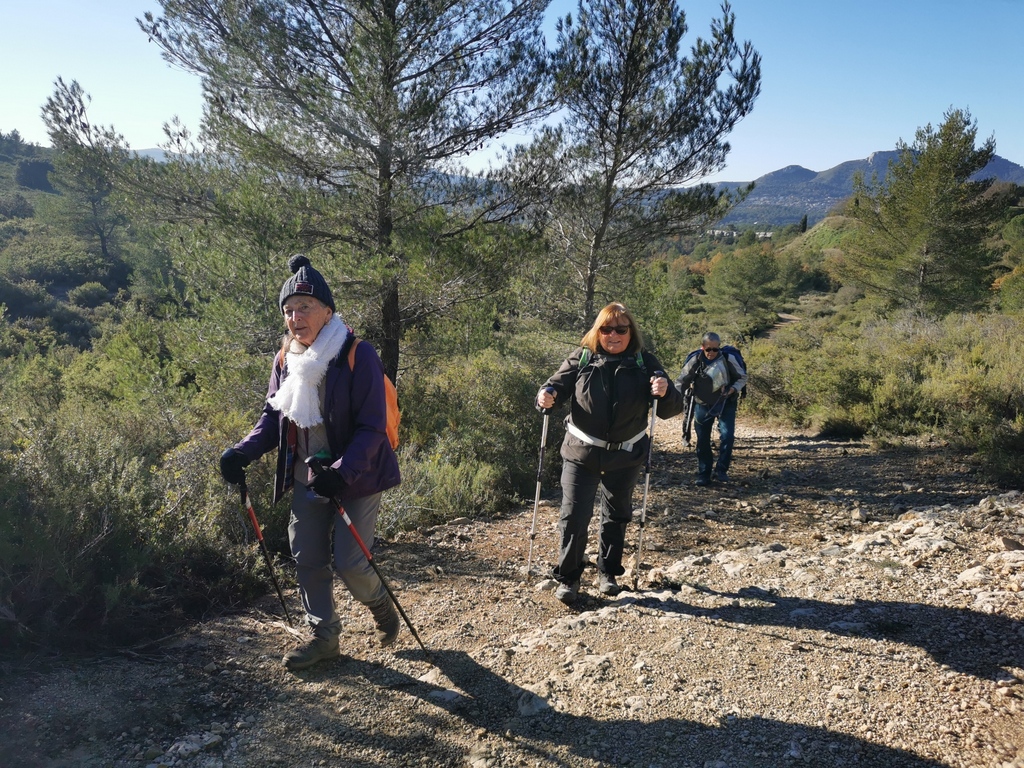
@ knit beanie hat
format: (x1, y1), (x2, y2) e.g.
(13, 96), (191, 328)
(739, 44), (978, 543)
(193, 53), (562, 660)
(279, 254), (335, 312)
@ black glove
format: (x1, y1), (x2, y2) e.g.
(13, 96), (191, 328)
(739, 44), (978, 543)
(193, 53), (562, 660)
(309, 466), (346, 500)
(219, 447), (250, 485)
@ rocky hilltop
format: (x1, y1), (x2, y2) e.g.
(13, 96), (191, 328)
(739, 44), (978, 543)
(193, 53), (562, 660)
(716, 153), (1024, 227)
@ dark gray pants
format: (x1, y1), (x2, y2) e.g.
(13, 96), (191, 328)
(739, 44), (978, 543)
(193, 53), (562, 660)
(553, 459), (643, 585)
(288, 488), (385, 639)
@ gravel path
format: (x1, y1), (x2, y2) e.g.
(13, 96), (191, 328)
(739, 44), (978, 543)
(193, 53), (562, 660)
(2, 418), (1022, 768)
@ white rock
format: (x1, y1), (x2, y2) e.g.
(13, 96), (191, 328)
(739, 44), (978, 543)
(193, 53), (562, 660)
(957, 566), (993, 585)
(849, 533), (890, 553)
(427, 689), (464, 703)
(902, 534), (954, 553)
(986, 551), (1024, 572)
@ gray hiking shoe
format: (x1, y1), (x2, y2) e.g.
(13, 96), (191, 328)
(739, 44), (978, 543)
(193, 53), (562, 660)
(715, 470), (729, 483)
(282, 635), (341, 671)
(598, 572), (621, 596)
(369, 596), (400, 647)
(554, 581), (579, 604)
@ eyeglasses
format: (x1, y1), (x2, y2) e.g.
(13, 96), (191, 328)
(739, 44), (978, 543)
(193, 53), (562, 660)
(284, 302), (318, 316)
(599, 325), (631, 335)
(703, 347), (721, 353)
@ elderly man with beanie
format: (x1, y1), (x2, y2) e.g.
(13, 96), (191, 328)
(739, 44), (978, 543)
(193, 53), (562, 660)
(219, 254), (401, 671)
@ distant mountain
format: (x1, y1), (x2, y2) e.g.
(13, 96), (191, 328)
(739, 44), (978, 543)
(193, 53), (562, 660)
(129, 145), (1024, 230)
(136, 148), (169, 162)
(714, 152), (1024, 227)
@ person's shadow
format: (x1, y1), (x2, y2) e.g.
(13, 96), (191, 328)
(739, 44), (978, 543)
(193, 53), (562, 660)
(652, 584), (1022, 683)
(279, 647), (951, 767)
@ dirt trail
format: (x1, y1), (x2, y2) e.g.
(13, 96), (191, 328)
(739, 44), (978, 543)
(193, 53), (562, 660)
(2, 416), (1023, 768)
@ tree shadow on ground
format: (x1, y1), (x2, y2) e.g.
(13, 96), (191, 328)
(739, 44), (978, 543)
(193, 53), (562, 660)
(658, 429), (996, 511)
(288, 648), (950, 767)
(650, 585), (1022, 683)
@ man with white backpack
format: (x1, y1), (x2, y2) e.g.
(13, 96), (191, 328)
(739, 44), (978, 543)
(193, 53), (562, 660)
(675, 332), (747, 486)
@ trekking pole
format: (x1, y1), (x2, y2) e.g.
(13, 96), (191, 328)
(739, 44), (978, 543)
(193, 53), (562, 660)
(306, 458), (431, 659)
(526, 389), (553, 578)
(239, 482), (294, 626)
(631, 377), (662, 590)
(682, 389), (695, 447)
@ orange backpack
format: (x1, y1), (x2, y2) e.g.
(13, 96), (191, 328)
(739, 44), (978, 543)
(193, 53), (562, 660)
(348, 338), (400, 450)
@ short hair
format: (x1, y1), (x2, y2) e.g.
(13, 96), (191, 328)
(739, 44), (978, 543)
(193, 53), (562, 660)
(701, 332), (721, 347)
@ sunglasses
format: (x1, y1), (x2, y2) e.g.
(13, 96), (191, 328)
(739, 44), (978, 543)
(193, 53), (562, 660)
(599, 325), (631, 335)
(703, 347), (721, 353)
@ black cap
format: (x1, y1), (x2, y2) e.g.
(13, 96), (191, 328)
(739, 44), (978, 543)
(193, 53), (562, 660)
(279, 254), (335, 312)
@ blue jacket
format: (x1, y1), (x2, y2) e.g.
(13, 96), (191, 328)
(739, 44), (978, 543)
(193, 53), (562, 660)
(234, 336), (401, 504)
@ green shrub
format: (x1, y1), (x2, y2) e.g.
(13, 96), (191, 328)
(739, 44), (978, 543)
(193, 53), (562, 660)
(380, 437), (504, 534)
(0, 192), (33, 219)
(979, 415), (1024, 484)
(386, 332), (566, 531)
(68, 281), (110, 308)
(748, 311), (1024, 484)
(0, 339), (271, 649)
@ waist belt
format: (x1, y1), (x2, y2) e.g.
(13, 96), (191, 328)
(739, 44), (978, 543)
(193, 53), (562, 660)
(566, 422), (647, 452)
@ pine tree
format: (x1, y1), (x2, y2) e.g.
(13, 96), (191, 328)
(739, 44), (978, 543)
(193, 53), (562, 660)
(837, 108), (1004, 315)
(523, 0), (760, 322)
(136, 0), (550, 380)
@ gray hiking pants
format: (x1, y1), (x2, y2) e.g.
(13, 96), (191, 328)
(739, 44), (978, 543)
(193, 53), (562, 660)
(288, 487), (386, 639)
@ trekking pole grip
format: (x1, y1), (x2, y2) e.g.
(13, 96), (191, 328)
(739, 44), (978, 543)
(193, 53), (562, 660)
(539, 386), (554, 415)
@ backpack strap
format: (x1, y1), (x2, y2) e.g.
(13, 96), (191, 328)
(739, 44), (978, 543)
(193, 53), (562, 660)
(720, 345), (747, 388)
(347, 336), (361, 370)
(331, 330), (358, 369)
(579, 348), (645, 370)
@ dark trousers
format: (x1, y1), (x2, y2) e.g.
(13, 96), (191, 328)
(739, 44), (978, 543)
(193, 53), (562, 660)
(553, 459), (643, 584)
(693, 395), (738, 479)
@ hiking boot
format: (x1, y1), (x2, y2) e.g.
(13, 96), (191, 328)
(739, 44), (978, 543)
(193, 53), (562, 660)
(369, 596), (400, 647)
(715, 470), (729, 483)
(598, 572), (621, 596)
(695, 475), (710, 487)
(282, 634), (341, 671)
(554, 581), (579, 604)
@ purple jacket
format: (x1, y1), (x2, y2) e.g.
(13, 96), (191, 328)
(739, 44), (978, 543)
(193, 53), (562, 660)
(234, 336), (401, 505)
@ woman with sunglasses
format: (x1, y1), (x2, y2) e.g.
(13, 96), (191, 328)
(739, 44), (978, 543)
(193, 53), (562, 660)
(536, 303), (683, 603)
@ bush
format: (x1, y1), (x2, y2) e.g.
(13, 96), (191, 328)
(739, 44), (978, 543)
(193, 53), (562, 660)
(0, 192), (33, 219)
(0, 340), (271, 649)
(380, 437), (504, 535)
(14, 158), (54, 192)
(748, 311), (1024, 484)
(0, 229), (111, 288)
(68, 281), (110, 308)
(384, 333), (566, 531)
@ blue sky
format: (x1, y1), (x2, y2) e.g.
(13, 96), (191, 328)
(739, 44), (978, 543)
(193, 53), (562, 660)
(3, 0), (1022, 183)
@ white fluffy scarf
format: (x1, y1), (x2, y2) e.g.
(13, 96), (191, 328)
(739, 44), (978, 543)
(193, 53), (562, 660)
(267, 315), (348, 428)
